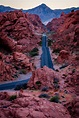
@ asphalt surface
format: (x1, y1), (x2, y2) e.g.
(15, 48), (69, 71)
(0, 79), (30, 90)
(0, 73), (32, 91)
(0, 34), (54, 90)
(41, 34), (54, 70)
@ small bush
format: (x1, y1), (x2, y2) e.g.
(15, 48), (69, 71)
(38, 41), (42, 46)
(19, 69), (27, 74)
(9, 95), (17, 101)
(53, 48), (61, 53)
(48, 39), (52, 46)
(36, 81), (41, 85)
(29, 48), (39, 57)
(50, 95), (60, 103)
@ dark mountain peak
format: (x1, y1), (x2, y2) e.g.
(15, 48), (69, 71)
(39, 3), (47, 7)
(35, 3), (52, 11)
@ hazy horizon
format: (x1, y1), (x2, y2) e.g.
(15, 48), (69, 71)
(0, 0), (79, 10)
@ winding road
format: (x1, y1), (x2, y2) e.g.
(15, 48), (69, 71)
(0, 34), (54, 90)
(0, 73), (32, 90)
(41, 34), (54, 70)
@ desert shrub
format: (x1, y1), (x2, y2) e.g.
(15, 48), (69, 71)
(53, 48), (61, 53)
(36, 81), (41, 85)
(50, 95), (60, 103)
(29, 47), (39, 57)
(38, 41), (42, 46)
(48, 39), (52, 46)
(19, 69), (27, 74)
(9, 95), (17, 101)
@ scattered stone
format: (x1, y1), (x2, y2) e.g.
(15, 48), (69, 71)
(39, 93), (50, 99)
(41, 86), (49, 92)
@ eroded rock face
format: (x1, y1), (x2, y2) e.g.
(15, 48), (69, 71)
(0, 60), (17, 82)
(57, 50), (70, 63)
(0, 52), (33, 82)
(72, 96), (79, 118)
(0, 91), (71, 118)
(27, 66), (58, 89)
(0, 10), (45, 53)
(47, 10), (79, 54)
(0, 10), (45, 82)
(46, 10), (79, 118)
(13, 52), (29, 64)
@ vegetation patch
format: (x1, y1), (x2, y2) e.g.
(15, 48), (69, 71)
(29, 47), (39, 57)
(36, 81), (41, 85)
(50, 95), (60, 103)
(53, 48), (61, 53)
(48, 39), (52, 46)
(9, 95), (17, 101)
(19, 69), (27, 74)
(38, 41), (42, 46)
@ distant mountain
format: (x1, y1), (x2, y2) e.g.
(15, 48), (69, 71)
(25, 4), (56, 24)
(0, 5), (15, 12)
(25, 4), (79, 24)
(0, 4), (79, 24)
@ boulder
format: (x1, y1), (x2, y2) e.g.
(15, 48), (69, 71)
(57, 50), (70, 63)
(27, 66), (57, 89)
(13, 52), (29, 64)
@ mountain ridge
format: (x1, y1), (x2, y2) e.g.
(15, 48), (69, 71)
(0, 4), (79, 24)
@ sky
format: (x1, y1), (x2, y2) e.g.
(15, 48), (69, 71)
(0, 0), (79, 10)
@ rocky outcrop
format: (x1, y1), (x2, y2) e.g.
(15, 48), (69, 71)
(0, 52), (17, 82)
(47, 10), (79, 53)
(0, 91), (71, 118)
(27, 66), (59, 89)
(47, 14), (65, 31)
(57, 50), (70, 63)
(72, 96), (79, 118)
(0, 10), (45, 82)
(0, 52), (33, 82)
(0, 10), (45, 53)
(47, 10), (79, 118)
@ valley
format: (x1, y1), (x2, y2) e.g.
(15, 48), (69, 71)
(0, 4), (79, 118)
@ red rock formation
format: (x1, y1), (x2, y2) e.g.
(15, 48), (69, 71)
(47, 10), (79, 118)
(0, 10), (45, 82)
(0, 91), (71, 118)
(57, 50), (70, 63)
(27, 66), (59, 89)
(47, 10), (79, 53)
(72, 96), (79, 118)
(0, 60), (17, 82)
(0, 10), (45, 53)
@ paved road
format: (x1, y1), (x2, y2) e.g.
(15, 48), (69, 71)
(0, 34), (54, 90)
(0, 73), (32, 90)
(0, 79), (30, 90)
(41, 34), (54, 70)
